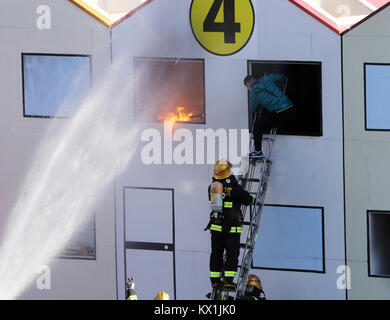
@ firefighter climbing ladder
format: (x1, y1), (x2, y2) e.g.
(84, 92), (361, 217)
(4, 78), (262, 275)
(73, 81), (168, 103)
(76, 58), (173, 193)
(210, 76), (287, 300)
(210, 127), (277, 300)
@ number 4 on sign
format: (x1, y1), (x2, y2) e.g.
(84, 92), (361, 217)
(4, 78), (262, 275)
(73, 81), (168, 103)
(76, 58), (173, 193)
(203, 0), (241, 44)
(190, 0), (254, 56)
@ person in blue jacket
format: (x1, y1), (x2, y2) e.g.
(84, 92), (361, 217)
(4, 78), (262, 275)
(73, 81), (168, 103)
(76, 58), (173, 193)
(244, 73), (296, 158)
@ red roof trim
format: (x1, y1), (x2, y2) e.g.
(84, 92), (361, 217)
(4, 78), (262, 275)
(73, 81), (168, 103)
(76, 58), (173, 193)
(341, 0), (390, 35)
(289, 0), (350, 34)
(289, 0), (390, 35)
(111, 0), (155, 28)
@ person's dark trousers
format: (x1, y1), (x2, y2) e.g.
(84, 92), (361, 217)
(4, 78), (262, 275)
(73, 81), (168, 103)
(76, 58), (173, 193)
(210, 231), (224, 284)
(210, 231), (241, 284)
(253, 106), (296, 151)
(223, 233), (240, 283)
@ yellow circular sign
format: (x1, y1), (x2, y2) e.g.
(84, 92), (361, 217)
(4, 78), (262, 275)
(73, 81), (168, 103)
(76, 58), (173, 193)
(190, 0), (255, 56)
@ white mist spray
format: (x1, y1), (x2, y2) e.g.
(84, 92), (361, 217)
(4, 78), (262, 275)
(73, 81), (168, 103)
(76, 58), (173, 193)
(0, 57), (138, 299)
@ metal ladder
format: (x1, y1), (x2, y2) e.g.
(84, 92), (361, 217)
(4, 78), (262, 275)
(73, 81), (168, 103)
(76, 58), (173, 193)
(233, 127), (277, 299)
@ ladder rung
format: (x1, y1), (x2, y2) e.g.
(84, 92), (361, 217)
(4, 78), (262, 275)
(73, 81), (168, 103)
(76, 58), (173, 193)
(241, 265), (250, 272)
(242, 219), (260, 226)
(240, 242), (255, 251)
(237, 263), (250, 270)
(250, 158), (266, 164)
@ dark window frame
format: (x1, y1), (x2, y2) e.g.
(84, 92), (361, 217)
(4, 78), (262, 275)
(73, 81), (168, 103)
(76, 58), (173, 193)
(247, 203), (326, 274)
(122, 186), (177, 299)
(247, 60), (323, 137)
(364, 62), (390, 132)
(133, 57), (206, 125)
(367, 210), (390, 278)
(57, 214), (97, 261)
(21, 52), (92, 119)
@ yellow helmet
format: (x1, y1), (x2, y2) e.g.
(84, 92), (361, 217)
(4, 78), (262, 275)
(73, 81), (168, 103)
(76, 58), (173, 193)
(246, 274), (262, 290)
(213, 159), (232, 180)
(154, 291), (170, 300)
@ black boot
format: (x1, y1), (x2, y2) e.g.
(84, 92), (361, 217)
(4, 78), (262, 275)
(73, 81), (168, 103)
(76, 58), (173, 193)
(223, 278), (237, 291)
(211, 279), (224, 289)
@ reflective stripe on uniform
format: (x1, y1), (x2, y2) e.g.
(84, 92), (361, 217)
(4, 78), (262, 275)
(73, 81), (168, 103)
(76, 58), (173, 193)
(211, 225), (242, 233)
(276, 104), (294, 113)
(210, 271), (222, 278)
(127, 295), (137, 300)
(210, 224), (222, 231)
(224, 202), (233, 208)
(224, 271), (237, 278)
(229, 226), (243, 233)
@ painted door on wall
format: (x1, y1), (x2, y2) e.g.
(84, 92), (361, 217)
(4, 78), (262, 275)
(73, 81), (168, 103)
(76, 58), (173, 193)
(118, 187), (176, 300)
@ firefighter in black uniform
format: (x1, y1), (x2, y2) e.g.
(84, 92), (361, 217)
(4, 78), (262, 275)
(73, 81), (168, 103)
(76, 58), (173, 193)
(206, 273), (267, 300)
(207, 159), (255, 290)
(238, 274), (266, 300)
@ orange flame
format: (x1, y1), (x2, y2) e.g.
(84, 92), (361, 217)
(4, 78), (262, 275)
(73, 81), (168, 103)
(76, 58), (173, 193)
(158, 106), (194, 124)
